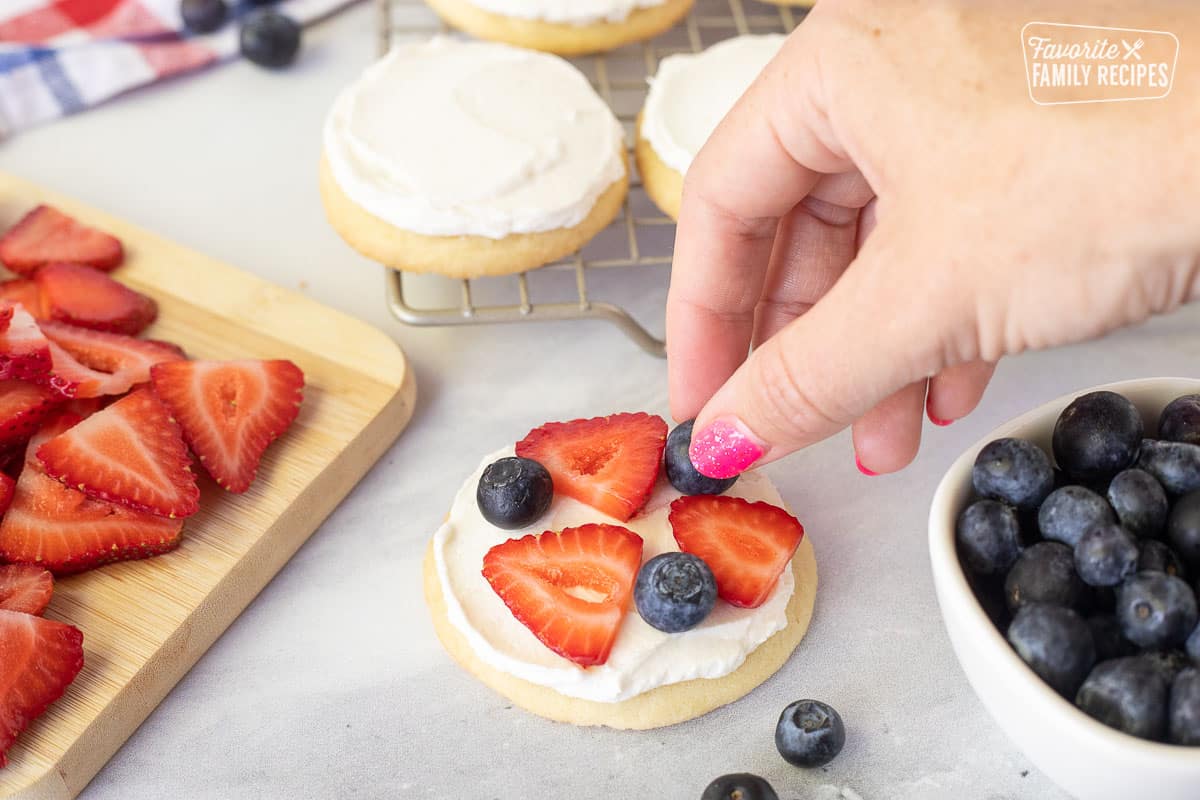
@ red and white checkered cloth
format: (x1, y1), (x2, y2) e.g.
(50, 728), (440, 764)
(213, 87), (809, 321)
(0, 0), (360, 138)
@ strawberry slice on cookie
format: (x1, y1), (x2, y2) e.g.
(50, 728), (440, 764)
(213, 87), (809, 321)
(0, 204), (123, 275)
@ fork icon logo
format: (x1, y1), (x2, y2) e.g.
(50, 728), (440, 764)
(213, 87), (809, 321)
(1122, 38), (1144, 60)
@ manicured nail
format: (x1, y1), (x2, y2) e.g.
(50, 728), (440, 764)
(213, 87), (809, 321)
(689, 418), (764, 479)
(855, 454), (877, 477)
(926, 393), (953, 426)
(928, 412), (954, 427)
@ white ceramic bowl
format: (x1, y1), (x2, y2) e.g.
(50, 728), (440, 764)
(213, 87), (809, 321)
(929, 378), (1200, 800)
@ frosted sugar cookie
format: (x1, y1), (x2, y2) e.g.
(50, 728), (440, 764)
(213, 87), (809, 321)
(422, 0), (695, 56)
(637, 34), (784, 220)
(320, 38), (628, 279)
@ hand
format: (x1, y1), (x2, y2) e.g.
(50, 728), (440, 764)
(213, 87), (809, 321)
(667, 0), (1200, 478)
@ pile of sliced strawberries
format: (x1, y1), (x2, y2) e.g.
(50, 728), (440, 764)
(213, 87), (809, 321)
(0, 204), (306, 766)
(483, 413), (805, 668)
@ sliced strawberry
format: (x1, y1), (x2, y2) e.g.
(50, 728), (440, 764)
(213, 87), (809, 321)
(0, 380), (60, 449)
(0, 471), (13, 515)
(40, 341), (132, 399)
(0, 282), (43, 320)
(0, 565), (52, 615)
(0, 305), (12, 333)
(42, 321), (184, 388)
(150, 359), (303, 492)
(0, 305), (51, 381)
(669, 495), (805, 609)
(0, 205), (123, 276)
(515, 413), (667, 522)
(482, 523), (643, 667)
(0, 609), (84, 767)
(34, 263), (156, 335)
(36, 388), (198, 518)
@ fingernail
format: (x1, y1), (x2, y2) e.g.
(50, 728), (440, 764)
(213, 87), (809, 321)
(689, 418), (765, 479)
(855, 454), (877, 477)
(926, 393), (953, 426)
(928, 412), (954, 427)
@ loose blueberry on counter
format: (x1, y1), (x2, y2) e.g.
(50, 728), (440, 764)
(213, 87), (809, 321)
(956, 499), (1022, 576)
(1005, 541), (1092, 614)
(972, 437), (1054, 509)
(1106, 468), (1168, 539)
(181, 0), (228, 33)
(1074, 524), (1139, 587)
(1037, 486), (1115, 548)
(1136, 439), (1200, 496)
(1006, 604), (1095, 697)
(1167, 490), (1200, 569)
(1075, 656), (1170, 741)
(700, 774), (778, 800)
(775, 699), (846, 768)
(1087, 614), (1136, 662)
(239, 9), (301, 68)
(1138, 539), (1188, 581)
(1160, 394), (1200, 446)
(1115, 572), (1199, 650)
(634, 552), (717, 633)
(476, 456), (553, 530)
(1052, 391), (1143, 481)
(665, 420), (737, 496)
(1170, 668), (1200, 745)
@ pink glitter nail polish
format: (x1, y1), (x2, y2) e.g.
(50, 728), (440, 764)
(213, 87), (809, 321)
(688, 419), (764, 479)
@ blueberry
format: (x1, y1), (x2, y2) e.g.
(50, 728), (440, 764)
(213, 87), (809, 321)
(664, 420), (737, 496)
(1006, 604), (1095, 697)
(1138, 539), (1188, 581)
(1168, 490), (1200, 569)
(1038, 485), (1115, 547)
(634, 552), (717, 633)
(1189, 620), (1200, 664)
(1074, 524), (1139, 587)
(1170, 668), (1200, 745)
(239, 10), (300, 68)
(1136, 439), (1200, 496)
(476, 456), (553, 529)
(1052, 391), (1143, 481)
(1116, 572), (1199, 650)
(1087, 614), (1136, 661)
(966, 571), (1012, 631)
(1005, 541), (1091, 613)
(1075, 656), (1170, 740)
(1106, 468), (1168, 539)
(972, 438), (1054, 509)
(1145, 649), (1192, 683)
(956, 500), (1022, 575)
(181, 0), (228, 33)
(1159, 394), (1200, 446)
(700, 774), (778, 800)
(774, 699), (846, 768)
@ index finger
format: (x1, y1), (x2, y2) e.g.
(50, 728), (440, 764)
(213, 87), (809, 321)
(666, 31), (852, 421)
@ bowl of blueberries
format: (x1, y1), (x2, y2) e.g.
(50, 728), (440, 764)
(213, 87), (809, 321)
(929, 378), (1200, 800)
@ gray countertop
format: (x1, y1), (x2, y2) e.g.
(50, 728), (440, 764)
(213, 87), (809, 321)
(2, 5), (1195, 798)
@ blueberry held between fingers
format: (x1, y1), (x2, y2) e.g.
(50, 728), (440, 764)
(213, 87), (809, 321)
(1170, 668), (1200, 745)
(1136, 439), (1200, 496)
(634, 552), (717, 633)
(1005, 541), (1091, 613)
(1138, 539), (1188, 581)
(956, 500), (1022, 575)
(181, 0), (228, 33)
(700, 774), (779, 800)
(1052, 391), (1143, 481)
(1107, 468), (1168, 539)
(1168, 490), (1200, 569)
(1074, 524), (1139, 587)
(1087, 614), (1136, 661)
(476, 456), (553, 529)
(239, 10), (301, 68)
(1038, 486), (1115, 547)
(775, 699), (846, 768)
(1159, 394), (1200, 446)
(1006, 604), (1095, 697)
(665, 420), (737, 496)
(1075, 656), (1170, 740)
(972, 438), (1054, 509)
(1116, 572), (1199, 650)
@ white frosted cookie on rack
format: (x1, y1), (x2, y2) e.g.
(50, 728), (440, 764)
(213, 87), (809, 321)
(319, 37), (628, 279)
(422, 0), (695, 55)
(425, 413), (817, 729)
(636, 34), (784, 220)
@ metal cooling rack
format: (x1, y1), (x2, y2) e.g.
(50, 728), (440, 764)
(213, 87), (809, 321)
(376, 0), (805, 356)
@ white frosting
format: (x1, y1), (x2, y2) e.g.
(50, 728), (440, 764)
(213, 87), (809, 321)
(463, 0), (666, 25)
(642, 34), (785, 174)
(433, 446), (795, 703)
(323, 38), (626, 239)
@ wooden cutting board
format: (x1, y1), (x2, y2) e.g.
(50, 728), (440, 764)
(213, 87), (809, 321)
(0, 171), (417, 799)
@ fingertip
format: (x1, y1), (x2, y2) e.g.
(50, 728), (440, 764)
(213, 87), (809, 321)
(851, 381), (927, 475)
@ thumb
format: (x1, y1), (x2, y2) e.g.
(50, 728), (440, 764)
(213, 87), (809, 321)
(686, 232), (959, 478)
